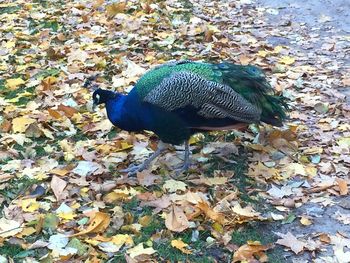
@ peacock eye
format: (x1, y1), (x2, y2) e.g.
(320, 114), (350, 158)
(94, 94), (100, 104)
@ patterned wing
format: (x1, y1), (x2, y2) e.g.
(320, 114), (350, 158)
(143, 71), (262, 123)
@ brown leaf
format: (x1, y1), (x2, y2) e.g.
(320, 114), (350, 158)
(335, 178), (348, 195)
(196, 201), (226, 224)
(136, 171), (161, 186)
(50, 175), (67, 201)
(57, 104), (78, 118)
(48, 109), (62, 119)
(165, 205), (189, 232)
(233, 241), (272, 262)
(0, 119), (12, 132)
(106, 2), (126, 17)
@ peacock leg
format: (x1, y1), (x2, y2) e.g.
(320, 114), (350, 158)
(174, 141), (191, 176)
(120, 141), (168, 175)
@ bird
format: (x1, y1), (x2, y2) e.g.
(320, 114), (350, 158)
(91, 60), (288, 176)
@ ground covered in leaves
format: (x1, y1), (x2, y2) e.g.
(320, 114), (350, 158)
(0, 0), (349, 262)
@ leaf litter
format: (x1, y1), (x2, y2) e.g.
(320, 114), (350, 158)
(0, 0), (349, 262)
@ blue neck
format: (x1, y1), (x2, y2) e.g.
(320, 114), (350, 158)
(105, 91), (150, 132)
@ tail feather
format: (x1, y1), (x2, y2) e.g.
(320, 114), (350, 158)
(214, 63), (288, 126)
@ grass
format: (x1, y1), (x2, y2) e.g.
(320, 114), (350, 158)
(0, 176), (39, 210)
(231, 222), (286, 263)
(0, 242), (36, 259)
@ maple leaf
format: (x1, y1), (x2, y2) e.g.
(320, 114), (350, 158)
(276, 232), (307, 254)
(196, 201), (226, 224)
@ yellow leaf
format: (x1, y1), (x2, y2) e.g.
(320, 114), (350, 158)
(305, 166), (317, 177)
(258, 50), (268, 57)
(4, 40), (16, 49)
(12, 117), (36, 133)
(273, 45), (283, 53)
(139, 215), (152, 227)
(337, 137), (350, 148)
(127, 243), (156, 259)
(106, 2), (126, 17)
(50, 168), (70, 176)
(300, 216), (312, 226)
(279, 56), (295, 65)
(16, 227), (36, 238)
(212, 222), (224, 234)
(171, 239), (192, 254)
(70, 211), (110, 237)
(188, 133), (204, 144)
(303, 147), (323, 155)
(6, 78), (25, 90)
(111, 234), (134, 247)
(57, 212), (76, 220)
(163, 179), (187, 192)
(283, 163), (307, 177)
(20, 198), (40, 212)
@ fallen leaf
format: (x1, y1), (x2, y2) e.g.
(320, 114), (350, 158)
(300, 216), (312, 226)
(71, 211), (110, 237)
(0, 218), (23, 238)
(197, 201), (225, 224)
(51, 175), (67, 201)
(106, 2), (126, 17)
(165, 205), (190, 232)
(127, 243), (156, 259)
(336, 178), (348, 195)
(57, 104), (78, 118)
(163, 179), (187, 192)
(6, 78), (25, 89)
(232, 203), (261, 218)
(276, 232), (306, 254)
(137, 171), (161, 186)
(171, 239), (192, 254)
(279, 56), (295, 65)
(72, 161), (100, 176)
(233, 241), (272, 262)
(12, 117), (36, 133)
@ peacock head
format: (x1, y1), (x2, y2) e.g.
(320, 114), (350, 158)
(92, 88), (119, 108)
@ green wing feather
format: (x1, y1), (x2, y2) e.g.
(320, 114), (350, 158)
(135, 61), (217, 99)
(135, 60), (288, 126)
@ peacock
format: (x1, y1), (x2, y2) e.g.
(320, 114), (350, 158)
(91, 60), (288, 175)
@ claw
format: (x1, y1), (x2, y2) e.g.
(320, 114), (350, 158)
(119, 141), (168, 176)
(171, 140), (191, 179)
(120, 164), (143, 176)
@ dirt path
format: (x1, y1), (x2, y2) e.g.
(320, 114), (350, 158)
(257, 0), (350, 104)
(254, 0), (350, 261)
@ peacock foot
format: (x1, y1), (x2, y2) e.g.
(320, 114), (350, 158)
(120, 141), (169, 177)
(120, 163), (146, 176)
(172, 160), (191, 179)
